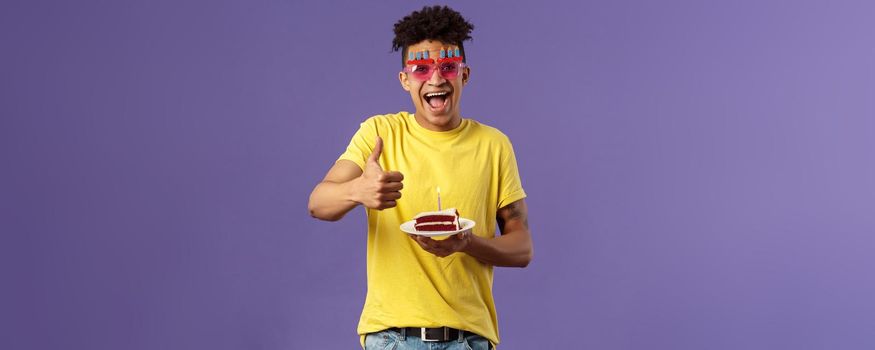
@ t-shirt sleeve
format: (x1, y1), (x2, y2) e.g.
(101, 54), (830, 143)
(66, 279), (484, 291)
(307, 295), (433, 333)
(497, 137), (527, 209)
(336, 118), (379, 171)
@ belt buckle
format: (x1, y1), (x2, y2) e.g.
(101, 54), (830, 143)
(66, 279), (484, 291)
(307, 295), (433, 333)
(421, 327), (446, 342)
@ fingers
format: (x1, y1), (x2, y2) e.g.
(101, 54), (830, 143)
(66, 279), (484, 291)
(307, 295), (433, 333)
(378, 191), (402, 201)
(378, 171), (404, 183)
(361, 182), (401, 209)
(409, 235), (442, 254)
(367, 136), (383, 164)
(376, 171), (403, 199)
(376, 200), (396, 210)
(361, 189), (399, 209)
(385, 171), (404, 182)
(407, 234), (464, 258)
(378, 181), (403, 192)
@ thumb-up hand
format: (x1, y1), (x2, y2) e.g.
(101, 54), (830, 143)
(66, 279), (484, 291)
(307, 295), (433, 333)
(355, 136), (404, 210)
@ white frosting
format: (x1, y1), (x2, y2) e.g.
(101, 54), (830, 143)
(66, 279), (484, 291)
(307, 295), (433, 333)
(415, 221), (457, 226)
(413, 208), (458, 220)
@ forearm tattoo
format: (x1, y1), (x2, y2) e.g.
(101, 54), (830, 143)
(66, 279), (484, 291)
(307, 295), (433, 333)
(497, 201), (529, 234)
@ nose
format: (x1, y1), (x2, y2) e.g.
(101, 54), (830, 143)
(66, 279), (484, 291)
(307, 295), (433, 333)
(426, 66), (447, 86)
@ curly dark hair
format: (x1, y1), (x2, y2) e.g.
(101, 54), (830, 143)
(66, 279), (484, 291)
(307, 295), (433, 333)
(392, 5), (474, 67)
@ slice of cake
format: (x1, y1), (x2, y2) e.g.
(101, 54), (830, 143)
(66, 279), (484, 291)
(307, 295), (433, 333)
(414, 208), (461, 232)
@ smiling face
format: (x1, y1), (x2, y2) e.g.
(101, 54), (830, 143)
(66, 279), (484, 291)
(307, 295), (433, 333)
(398, 40), (470, 131)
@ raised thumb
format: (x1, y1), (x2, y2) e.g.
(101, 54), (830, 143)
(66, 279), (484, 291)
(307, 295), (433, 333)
(367, 136), (383, 164)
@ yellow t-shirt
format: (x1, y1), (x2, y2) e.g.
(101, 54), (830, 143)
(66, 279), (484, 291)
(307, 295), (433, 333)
(337, 111), (526, 347)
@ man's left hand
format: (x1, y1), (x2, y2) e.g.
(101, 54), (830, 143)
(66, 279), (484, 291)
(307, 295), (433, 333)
(408, 231), (472, 258)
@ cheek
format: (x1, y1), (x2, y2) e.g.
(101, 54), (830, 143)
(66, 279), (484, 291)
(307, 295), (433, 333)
(411, 89), (422, 102)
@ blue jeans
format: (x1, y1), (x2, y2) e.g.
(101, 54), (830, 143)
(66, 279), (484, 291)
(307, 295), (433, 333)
(364, 329), (493, 350)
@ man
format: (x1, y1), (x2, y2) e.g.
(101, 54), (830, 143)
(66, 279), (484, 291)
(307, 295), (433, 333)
(308, 6), (532, 349)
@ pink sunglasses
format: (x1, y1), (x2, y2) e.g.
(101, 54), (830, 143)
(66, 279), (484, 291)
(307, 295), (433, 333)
(402, 61), (467, 82)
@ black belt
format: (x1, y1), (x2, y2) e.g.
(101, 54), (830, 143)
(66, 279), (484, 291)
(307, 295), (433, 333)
(390, 327), (463, 342)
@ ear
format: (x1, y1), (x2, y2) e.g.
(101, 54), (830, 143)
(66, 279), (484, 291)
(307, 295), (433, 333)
(399, 71), (411, 91)
(462, 66), (471, 85)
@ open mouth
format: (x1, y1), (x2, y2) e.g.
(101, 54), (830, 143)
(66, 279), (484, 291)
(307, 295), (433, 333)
(423, 91), (451, 113)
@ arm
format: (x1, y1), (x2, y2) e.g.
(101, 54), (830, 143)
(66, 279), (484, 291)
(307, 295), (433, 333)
(463, 199), (533, 267)
(308, 136), (404, 221)
(307, 160), (364, 221)
(408, 199), (533, 268)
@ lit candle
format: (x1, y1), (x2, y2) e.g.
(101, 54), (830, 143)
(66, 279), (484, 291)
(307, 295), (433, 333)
(437, 186), (442, 211)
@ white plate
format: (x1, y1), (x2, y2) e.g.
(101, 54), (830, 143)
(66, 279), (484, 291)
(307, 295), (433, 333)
(400, 218), (476, 237)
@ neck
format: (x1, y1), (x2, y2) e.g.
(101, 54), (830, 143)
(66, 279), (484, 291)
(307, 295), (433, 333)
(413, 113), (462, 131)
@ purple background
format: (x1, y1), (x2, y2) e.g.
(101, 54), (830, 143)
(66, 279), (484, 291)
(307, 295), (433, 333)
(3, 0), (874, 349)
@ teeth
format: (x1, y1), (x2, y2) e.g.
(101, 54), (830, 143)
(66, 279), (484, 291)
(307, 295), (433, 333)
(425, 92), (449, 98)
